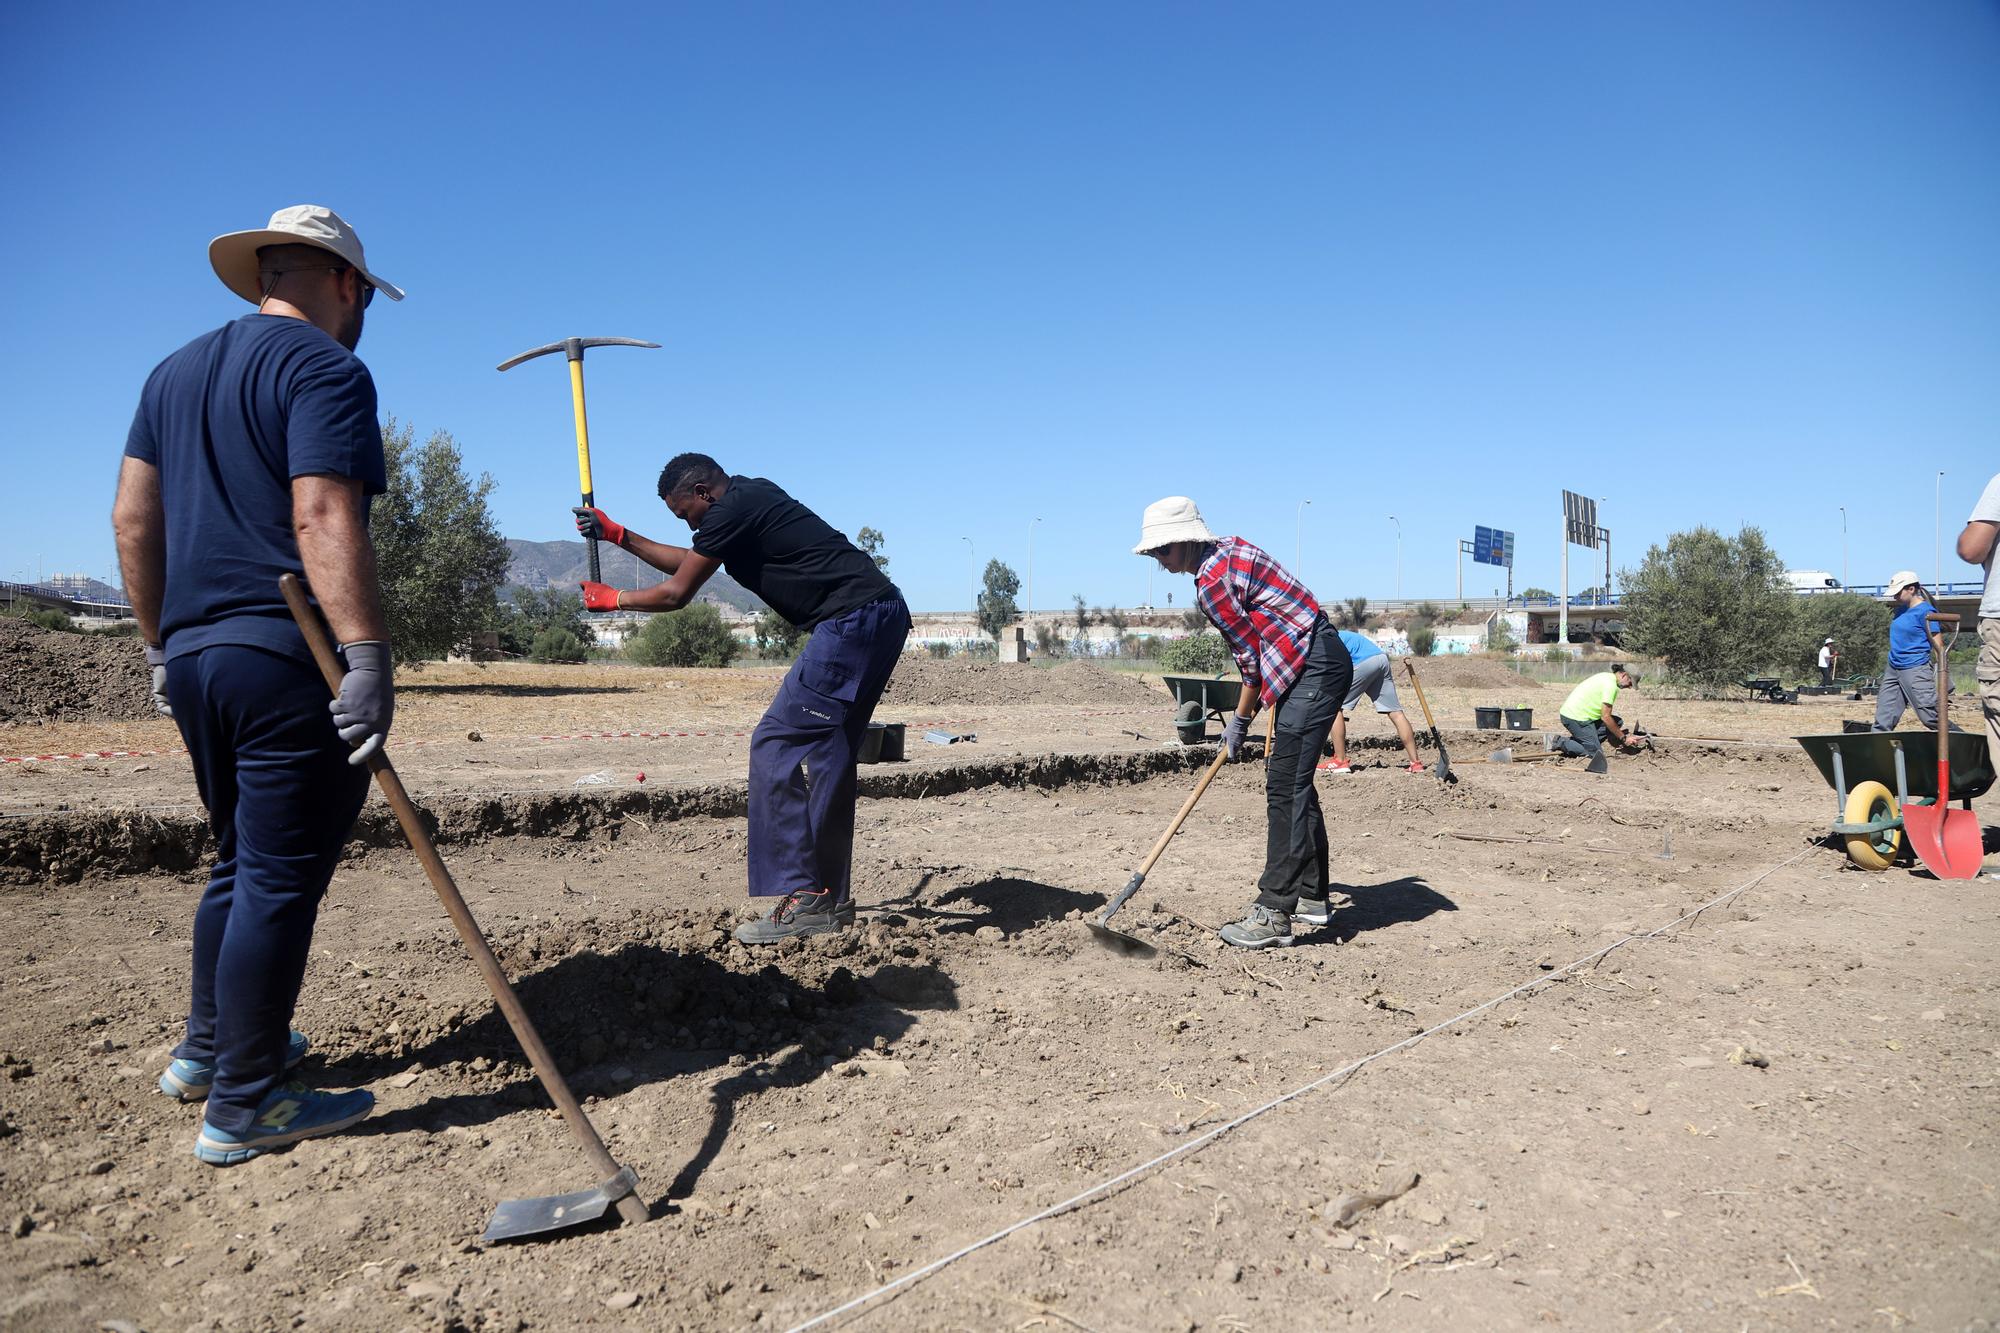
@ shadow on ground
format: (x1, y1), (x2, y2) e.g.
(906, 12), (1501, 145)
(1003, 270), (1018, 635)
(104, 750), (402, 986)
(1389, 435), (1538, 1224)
(320, 941), (957, 1201)
(1315, 875), (1456, 944)
(865, 874), (1098, 937)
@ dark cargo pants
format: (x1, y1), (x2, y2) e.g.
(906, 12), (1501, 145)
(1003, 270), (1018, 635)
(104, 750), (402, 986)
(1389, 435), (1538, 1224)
(1253, 617), (1354, 914)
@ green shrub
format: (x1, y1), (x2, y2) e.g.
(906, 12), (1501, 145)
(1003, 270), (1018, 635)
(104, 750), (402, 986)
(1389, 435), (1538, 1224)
(529, 628), (587, 663)
(927, 641), (953, 658)
(626, 604), (738, 668)
(3, 605), (73, 632)
(1408, 625), (1437, 657)
(1158, 632), (1232, 674)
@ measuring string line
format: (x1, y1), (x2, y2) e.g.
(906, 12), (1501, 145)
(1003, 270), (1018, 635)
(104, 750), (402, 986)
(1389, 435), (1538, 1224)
(782, 845), (1818, 1333)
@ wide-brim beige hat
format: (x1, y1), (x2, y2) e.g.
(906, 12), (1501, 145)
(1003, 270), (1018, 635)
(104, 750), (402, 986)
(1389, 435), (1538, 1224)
(1887, 570), (1921, 596)
(1133, 496), (1216, 555)
(209, 204), (405, 306)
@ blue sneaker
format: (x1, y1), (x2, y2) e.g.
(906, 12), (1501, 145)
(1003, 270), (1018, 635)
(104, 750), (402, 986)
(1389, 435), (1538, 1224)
(194, 1084), (374, 1166)
(158, 1030), (311, 1102)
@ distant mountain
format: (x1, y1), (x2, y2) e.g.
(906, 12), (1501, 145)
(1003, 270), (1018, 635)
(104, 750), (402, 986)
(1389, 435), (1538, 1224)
(504, 538), (765, 614)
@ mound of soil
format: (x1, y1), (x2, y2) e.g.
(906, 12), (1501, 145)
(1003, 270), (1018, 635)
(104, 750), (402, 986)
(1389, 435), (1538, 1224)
(0, 617), (155, 723)
(881, 657), (1166, 708)
(1402, 654), (1549, 693)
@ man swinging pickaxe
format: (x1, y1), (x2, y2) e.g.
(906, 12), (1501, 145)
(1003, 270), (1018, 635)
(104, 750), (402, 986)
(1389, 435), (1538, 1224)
(497, 337), (660, 582)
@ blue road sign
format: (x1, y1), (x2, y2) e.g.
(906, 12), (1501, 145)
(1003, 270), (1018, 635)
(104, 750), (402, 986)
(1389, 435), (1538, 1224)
(1473, 526), (1514, 567)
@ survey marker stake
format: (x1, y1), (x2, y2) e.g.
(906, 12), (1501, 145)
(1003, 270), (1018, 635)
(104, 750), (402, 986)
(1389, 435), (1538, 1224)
(497, 336), (660, 585)
(279, 574), (651, 1242)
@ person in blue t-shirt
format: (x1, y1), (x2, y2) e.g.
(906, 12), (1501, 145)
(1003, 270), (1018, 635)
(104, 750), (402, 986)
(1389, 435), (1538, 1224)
(112, 205), (402, 1167)
(1324, 630), (1426, 774)
(1873, 570), (1952, 732)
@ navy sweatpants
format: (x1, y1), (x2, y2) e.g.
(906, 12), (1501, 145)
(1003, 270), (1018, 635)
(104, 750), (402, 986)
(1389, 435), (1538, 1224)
(165, 644), (369, 1133)
(748, 596), (910, 902)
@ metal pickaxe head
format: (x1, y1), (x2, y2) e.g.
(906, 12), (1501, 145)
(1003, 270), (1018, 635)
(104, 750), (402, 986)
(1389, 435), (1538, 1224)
(496, 336), (660, 372)
(495, 336), (659, 585)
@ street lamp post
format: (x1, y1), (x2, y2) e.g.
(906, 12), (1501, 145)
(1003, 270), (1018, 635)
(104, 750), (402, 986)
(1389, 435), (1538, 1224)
(1028, 516), (1041, 626)
(1935, 471), (1944, 590)
(1839, 506), (1847, 589)
(962, 537), (975, 615)
(1388, 515), (1402, 598)
(1295, 498), (1311, 574)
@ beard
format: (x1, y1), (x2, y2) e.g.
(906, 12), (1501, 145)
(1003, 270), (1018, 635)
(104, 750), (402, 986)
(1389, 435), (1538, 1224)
(336, 299), (365, 351)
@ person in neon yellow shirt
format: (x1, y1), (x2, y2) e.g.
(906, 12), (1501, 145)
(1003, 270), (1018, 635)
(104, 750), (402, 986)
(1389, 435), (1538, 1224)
(1556, 666), (1639, 762)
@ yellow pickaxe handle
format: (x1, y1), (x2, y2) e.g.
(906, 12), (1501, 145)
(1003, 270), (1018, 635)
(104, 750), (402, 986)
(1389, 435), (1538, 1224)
(494, 336), (660, 588)
(568, 356), (593, 502)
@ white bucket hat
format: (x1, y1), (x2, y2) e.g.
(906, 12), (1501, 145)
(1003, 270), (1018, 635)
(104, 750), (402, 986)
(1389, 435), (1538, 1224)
(209, 204), (405, 306)
(1887, 570), (1921, 596)
(1133, 496), (1217, 555)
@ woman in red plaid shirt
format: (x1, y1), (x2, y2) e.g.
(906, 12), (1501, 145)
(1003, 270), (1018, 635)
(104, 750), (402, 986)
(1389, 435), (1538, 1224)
(1136, 497), (1354, 949)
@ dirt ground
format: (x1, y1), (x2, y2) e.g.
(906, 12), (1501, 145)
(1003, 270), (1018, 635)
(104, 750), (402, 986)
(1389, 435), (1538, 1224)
(3, 659), (1997, 1332)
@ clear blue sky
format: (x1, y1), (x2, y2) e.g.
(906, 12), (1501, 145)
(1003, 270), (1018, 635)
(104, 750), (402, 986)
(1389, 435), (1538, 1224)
(3, 2), (1995, 612)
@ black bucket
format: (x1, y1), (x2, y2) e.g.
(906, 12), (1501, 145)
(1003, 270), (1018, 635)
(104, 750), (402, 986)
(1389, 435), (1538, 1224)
(859, 722), (906, 763)
(1474, 706), (1502, 729)
(1504, 708), (1534, 731)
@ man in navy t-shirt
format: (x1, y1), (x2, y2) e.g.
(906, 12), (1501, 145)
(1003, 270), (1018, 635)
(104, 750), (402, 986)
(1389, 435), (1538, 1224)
(573, 455), (909, 943)
(112, 205), (402, 1165)
(1874, 570), (1952, 732)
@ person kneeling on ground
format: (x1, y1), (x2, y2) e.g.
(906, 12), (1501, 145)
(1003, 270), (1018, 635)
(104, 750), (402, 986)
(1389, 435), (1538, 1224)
(1135, 497), (1353, 951)
(575, 454), (910, 944)
(1323, 629), (1425, 775)
(1873, 571), (1955, 733)
(1555, 665), (1640, 762)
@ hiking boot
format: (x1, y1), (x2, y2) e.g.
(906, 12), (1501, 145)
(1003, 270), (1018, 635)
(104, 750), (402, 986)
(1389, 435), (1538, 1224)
(1318, 759), (1353, 775)
(1292, 895), (1334, 927)
(734, 889), (855, 944)
(160, 1030), (311, 1102)
(1219, 904), (1294, 950)
(194, 1084), (374, 1166)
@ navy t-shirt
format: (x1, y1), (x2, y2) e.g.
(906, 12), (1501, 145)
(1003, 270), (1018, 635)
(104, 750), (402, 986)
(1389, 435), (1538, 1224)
(125, 315), (384, 662)
(690, 476), (897, 629)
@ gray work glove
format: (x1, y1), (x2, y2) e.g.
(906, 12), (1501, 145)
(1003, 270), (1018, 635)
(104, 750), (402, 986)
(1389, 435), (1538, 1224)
(1222, 712), (1251, 761)
(143, 643), (172, 718)
(330, 641), (394, 765)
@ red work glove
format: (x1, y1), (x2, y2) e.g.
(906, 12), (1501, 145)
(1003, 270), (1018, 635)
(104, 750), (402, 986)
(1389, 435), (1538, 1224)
(573, 506), (627, 547)
(580, 581), (622, 612)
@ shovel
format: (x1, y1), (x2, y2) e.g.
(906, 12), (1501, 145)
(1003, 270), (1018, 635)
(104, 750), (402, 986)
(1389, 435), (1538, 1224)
(1087, 728), (1241, 958)
(1903, 612), (1983, 881)
(279, 575), (649, 1241)
(1401, 661), (1457, 784)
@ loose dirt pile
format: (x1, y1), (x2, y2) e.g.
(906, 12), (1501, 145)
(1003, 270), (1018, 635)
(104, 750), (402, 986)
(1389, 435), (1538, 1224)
(0, 618), (155, 723)
(1402, 654), (1550, 693)
(882, 657), (1166, 708)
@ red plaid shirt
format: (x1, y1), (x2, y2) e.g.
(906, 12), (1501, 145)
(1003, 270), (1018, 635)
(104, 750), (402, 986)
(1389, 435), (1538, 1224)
(1194, 536), (1321, 707)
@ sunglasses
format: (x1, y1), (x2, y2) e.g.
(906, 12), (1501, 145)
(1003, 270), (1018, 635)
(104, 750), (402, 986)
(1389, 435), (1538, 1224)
(260, 263), (374, 307)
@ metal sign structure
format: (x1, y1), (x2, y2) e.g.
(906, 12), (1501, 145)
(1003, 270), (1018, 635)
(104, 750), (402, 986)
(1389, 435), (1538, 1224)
(1562, 492), (1600, 550)
(1558, 491), (1611, 649)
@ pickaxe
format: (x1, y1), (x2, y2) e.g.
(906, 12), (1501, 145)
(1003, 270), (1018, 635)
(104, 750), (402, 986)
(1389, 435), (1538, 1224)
(497, 337), (660, 583)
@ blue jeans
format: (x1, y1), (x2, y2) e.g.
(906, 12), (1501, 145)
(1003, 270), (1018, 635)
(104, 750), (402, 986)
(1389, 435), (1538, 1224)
(1559, 714), (1610, 760)
(748, 596), (910, 902)
(165, 645), (369, 1133)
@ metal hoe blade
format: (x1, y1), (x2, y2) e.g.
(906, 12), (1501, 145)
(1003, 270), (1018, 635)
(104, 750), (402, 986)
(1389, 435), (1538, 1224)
(484, 1167), (641, 1243)
(1086, 917), (1159, 958)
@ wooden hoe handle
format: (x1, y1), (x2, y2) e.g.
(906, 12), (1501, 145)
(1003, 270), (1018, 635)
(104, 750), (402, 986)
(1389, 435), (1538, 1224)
(278, 574), (647, 1228)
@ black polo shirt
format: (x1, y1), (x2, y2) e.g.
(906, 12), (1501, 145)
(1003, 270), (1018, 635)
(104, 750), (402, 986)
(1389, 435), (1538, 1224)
(690, 476), (896, 628)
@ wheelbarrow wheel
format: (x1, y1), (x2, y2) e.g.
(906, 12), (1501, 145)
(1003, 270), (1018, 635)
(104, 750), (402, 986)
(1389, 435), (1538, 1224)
(1842, 780), (1901, 872)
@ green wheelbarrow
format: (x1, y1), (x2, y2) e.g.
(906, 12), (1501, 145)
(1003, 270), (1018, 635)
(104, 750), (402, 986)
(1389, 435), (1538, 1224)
(1793, 730), (1993, 871)
(1161, 674), (1243, 745)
